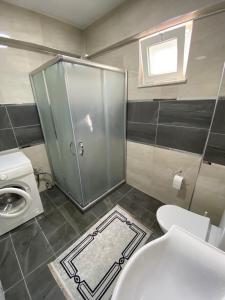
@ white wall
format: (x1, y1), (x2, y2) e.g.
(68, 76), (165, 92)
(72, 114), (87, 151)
(0, 1), (84, 54)
(0, 2), (84, 191)
(90, 12), (225, 100)
(84, 1), (225, 223)
(84, 0), (222, 55)
(0, 1), (84, 104)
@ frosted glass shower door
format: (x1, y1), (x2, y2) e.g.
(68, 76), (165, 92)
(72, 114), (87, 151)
(65, 63), (108, 205)
(44, 63), (84, 206)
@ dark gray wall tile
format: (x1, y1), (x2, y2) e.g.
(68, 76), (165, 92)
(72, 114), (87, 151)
(14, 125), (44, 147)
(158, 100), (215, 129)
(127, 122), (156, 144)
(7, 104), (40, 127)
(156, 125), (208, 154)
(211, 100), (225, 134)
(204, 133), (225, 165)
(0, 106), (11, 129)
(0, 129), (17, 151)
(127, 101), (159, 123)
(0, 237), (22, 290)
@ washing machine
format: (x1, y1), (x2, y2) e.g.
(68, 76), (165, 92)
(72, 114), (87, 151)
(0, 151), (44, 235)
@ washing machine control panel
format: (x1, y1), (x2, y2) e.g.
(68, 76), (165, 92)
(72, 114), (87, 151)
(0, 174), (8, 181)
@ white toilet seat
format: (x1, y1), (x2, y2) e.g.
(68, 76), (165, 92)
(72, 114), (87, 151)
(157, 205), (211, 240)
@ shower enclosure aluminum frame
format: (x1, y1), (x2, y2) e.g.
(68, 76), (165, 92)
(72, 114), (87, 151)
(30, 55), (127, 211)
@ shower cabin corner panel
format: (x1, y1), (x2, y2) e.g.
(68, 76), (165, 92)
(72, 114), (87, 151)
(64, 62), (109, 206)
(43, 62), (84, 206)
(31, 72), (65, 188)
(103, 69), (126, 188)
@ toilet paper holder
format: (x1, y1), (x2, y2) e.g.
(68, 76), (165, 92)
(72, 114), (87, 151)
(174, 169), (182, 175)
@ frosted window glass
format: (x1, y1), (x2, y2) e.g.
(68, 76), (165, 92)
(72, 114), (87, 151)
(148, 39), (177, 75)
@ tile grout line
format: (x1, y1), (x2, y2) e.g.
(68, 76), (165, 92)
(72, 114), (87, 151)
(24, 254), (56, 279)
(127, 138), (203, 157)
(117, 187), (134, 204)
(13, 124), (41, 129)
(55, 234), (80, 258)
(210, 131), (225, 136)
(155, 101), (160, 145)
(0, 127), (13, 131)
(8, 232), (32, 300)
(35, 218), (56, 258)
(5, 107), (19, 148)
(128, 120), (210, 131)
(3, 278), (24, 294)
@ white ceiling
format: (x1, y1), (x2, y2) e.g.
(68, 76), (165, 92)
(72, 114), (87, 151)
(4, 0), (126, 29)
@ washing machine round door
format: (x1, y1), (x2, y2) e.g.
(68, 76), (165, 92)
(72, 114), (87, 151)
(0, 187), (32, 218)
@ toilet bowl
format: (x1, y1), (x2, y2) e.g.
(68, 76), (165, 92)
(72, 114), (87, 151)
(157, 205), (225, 251)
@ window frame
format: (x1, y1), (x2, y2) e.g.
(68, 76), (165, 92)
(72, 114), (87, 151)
(139, 21), (193, 87)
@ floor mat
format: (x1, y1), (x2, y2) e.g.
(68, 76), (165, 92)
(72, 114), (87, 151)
(49, 205), (152, 300)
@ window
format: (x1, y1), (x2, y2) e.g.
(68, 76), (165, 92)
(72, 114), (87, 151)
(139, 21), (193, 87)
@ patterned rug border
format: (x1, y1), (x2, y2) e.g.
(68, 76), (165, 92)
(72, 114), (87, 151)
(49, 205), (152, 300)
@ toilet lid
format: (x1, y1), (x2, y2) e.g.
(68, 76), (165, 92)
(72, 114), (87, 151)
(157, 205), (210, 240)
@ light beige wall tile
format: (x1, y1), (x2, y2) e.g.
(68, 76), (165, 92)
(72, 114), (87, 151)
(0, 2), (84, 190)
(0, 1), (84, 55)
(190, 163), (225, 225)
(0, 48), (53, 104)
(21, 144), (52, 192)
(127, 141), (202, 208)
(0, 2), (85, 104)
(127, 141), (154, 192)
(84, 0), (221, 54)
(93, 12), (225, 100)
(40, 14), (84, 54)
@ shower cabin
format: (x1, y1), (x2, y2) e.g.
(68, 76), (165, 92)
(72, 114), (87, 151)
(30, 55), (126, 210)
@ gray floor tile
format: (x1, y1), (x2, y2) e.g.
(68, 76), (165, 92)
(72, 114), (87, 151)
(151, 220), (164, 237)
(38, 209), (78, 252)
(46, 186), (69, 207)
(116, 183), (133, 195)
(38, 192), (56, 219)
(26, 259), (65, 300)
(119, 196), (156, 229)
(1, 183), (165, 300)
(59, 202), (97, 234)
(4, 280), (30, 300)
(88, 190), (122, 218)
(0, 237), (22, 291)
(55, 236), (78, 257)
(88, 200), (112, 219)
(145, 233), (163, 244)
(0, 232), (9, 242)
(10, 218), (36, 234)
(123, 188), (163, 213)
(11, 222), (54, 276)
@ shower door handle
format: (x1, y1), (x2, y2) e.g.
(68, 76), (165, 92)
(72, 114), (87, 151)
(79, 142), (84, 156)
(69, 141), (76, 156)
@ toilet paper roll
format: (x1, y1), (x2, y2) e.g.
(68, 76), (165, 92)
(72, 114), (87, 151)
(173, 174), (184, 190)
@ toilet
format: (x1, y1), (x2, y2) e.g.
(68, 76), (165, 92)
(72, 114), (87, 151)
(157, 205), (225, 251)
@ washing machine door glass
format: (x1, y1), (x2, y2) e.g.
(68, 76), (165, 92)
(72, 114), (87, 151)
(0, 186), (32, 217)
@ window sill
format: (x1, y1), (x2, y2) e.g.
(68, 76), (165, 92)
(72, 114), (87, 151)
(138, 78), (187, 88)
